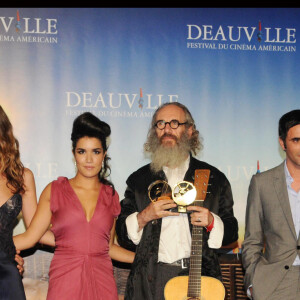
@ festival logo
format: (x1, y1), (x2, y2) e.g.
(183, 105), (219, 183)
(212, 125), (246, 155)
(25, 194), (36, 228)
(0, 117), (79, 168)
(65, 88), (180, 119)
(186, 21), (296, 52)
(0, 9), (58, 44)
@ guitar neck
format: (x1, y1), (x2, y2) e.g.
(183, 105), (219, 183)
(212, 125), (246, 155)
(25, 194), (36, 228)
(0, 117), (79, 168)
(188, 200), (204, 298)
(187, 169), (210, 299)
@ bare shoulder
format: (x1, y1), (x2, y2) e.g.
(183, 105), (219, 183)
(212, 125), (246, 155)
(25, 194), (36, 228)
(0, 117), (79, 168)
(23, 167), (35, 182)
(40, 181), (53, 199)
(23, 168), (36, 191)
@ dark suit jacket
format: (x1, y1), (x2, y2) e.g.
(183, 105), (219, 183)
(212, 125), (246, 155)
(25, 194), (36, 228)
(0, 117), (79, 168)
(116, 156), (238, 300)
(242, 162), (300, 300)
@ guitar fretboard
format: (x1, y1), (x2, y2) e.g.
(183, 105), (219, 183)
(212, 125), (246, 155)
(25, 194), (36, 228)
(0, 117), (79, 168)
(187, 169), (210, 299)
(187, 200), (204, 298)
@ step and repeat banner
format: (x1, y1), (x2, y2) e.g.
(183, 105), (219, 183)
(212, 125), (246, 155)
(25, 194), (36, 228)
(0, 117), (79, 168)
(1, 7), (299, 251)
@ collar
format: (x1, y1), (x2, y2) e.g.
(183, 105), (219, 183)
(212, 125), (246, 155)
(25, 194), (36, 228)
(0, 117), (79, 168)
(284, 160), (294, 186)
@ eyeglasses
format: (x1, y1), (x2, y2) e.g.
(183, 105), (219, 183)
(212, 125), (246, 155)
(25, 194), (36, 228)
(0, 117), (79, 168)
(154, 119), (188, 130)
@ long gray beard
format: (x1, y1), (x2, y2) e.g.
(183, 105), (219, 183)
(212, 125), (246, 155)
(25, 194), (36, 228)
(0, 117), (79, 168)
(149, 133), (191, 173)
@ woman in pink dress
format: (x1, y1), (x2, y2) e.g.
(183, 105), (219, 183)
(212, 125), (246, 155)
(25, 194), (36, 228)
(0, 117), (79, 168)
(14, 112), (134, 300)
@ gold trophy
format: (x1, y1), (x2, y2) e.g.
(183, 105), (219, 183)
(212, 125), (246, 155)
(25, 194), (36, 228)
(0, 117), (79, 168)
(172, 181), (196, 212)
(148, 180), (172, 202)
(148, 180), (196, 213)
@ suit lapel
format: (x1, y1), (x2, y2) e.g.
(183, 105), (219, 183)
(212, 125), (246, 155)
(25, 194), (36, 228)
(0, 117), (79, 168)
(273, 163), (297, 239)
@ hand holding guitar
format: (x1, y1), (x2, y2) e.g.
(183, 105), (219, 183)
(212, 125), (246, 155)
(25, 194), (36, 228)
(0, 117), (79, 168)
(164, 170), (225, 300)
(187, 206), (214, 228)
(137, 198), (179, 230)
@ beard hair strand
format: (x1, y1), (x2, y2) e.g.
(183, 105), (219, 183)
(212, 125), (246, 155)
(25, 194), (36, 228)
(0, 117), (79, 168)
(149, 132), (191, 173)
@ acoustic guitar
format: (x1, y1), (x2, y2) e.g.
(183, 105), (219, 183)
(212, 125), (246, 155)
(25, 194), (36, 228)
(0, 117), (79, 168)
(164, 169), (225, 300)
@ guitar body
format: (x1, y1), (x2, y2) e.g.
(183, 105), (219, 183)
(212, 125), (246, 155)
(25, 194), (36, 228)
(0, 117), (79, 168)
(164, 170), (225, 300)
(164, 275), (225, 300)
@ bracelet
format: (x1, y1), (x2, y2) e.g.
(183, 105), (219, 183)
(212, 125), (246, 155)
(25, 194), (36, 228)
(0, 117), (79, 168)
(206, 216), (214, 232)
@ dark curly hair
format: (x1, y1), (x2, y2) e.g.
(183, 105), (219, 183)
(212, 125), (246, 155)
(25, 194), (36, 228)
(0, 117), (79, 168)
(71, 112), (114, 190)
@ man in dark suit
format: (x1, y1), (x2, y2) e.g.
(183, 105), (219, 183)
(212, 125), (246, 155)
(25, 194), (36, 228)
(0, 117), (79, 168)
(116, 102), (238, 300)
(242, 109), (300, 300)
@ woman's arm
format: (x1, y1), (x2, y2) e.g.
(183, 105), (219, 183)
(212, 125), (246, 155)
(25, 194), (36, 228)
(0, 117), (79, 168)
(21, 168), (38, 228)
(108, 219), (135, 264)
(14, 182), (53, 250)
(21, 169), (55, 247)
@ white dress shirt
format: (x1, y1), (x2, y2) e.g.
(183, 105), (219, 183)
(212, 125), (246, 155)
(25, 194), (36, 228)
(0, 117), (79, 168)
(284, 161), (300, 265)
(125, 157), (224, 263)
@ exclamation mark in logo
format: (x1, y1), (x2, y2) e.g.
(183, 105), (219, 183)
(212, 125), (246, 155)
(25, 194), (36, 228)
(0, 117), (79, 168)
(257, 20), (262, 42)
(138, 88), (144, 110)
(16, 10), (21, 33)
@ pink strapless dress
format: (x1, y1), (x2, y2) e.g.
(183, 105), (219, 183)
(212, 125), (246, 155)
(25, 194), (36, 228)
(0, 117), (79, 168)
(47, 177), (120, 300)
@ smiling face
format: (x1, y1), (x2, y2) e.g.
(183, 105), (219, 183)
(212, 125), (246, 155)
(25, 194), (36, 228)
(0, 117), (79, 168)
(155, 104), (192, 147)
(279, 124), (300, 170)
(74, 136), (106, 179)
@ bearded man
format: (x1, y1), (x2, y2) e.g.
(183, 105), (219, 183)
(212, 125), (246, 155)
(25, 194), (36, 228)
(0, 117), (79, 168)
(116, 102), (238, 300)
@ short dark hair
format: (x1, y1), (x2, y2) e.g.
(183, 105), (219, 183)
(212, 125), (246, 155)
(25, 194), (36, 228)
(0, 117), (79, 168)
(278, 109), (300, 143)
(71, 112), (114, 189)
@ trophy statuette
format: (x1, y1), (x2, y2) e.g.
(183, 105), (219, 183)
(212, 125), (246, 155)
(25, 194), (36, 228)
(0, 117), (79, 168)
(172, 181), (197, 212)
(148, 180), (196, 213)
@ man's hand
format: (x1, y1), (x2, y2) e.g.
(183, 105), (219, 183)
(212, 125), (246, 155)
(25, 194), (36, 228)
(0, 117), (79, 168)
(137, 198), (179, 230)
(15, 250), (24, 275)
(187, 205), (213, 227)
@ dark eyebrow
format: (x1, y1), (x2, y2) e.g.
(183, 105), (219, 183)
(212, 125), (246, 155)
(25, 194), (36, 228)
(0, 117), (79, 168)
(76, 147), (103, 150)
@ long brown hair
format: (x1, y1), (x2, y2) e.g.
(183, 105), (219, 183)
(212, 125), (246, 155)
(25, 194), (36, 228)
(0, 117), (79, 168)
(0, 106), (24, 194)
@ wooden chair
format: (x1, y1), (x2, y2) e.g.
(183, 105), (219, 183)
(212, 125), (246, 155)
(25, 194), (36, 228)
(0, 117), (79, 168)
(219, 254), (248, 300)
